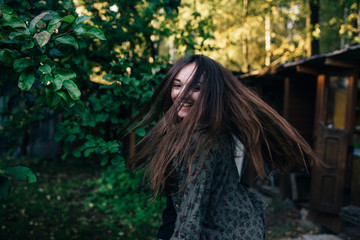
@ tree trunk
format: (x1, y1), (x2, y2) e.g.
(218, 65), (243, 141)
(306, 0), (319, 56)
(242, 0), (249, 72)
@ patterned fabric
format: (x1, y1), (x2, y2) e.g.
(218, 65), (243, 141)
(169, 133), (266, 240)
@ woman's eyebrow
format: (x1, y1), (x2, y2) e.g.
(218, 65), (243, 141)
(173, 79), (181, 82)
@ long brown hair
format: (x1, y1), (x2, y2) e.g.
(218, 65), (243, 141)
(124, 54), (320, 199)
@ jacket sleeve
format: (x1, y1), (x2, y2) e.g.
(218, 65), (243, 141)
(170, 146), (220, 240)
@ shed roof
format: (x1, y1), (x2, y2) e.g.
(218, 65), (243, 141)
(240, 44), (360, 79)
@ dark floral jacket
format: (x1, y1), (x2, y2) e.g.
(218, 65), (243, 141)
(169, 133), (266, 240)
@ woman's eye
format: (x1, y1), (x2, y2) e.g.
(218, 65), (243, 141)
(193, 86), (201, 92)
(172, 84), (181, 88)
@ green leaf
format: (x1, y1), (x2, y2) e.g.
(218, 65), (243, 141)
(5, 166), (37, 183)
(35, 31), (51, 48)
(10, 50), (21, 59)
(54, 68), (76, 80)
(0, 176), (11, 197)
(61, 15), (75, 23)
(55, 35), (78, 50)
(36, 20), (46, 29)
(47, 13), (62, 33)
(9, 29), (30, 39)
(13, 57), (33, 72)
(49, 48), (63, 57)
(38, 64), (51, 74)
(84, 147), (96, 157)
(111, 156), (124, 166)
(95, 113), (109, 122)
(72, 147), (82, 158)
(0, 49), (13, 66)
(43, 73), (54, 84)
(0, 14), (26, 28)
(53, 74), (63, 90)
(0, 5), (14, 15)
(135, 128), (146, 137)
(45, 86), (61, 106)
(71, 100), (86, 120)
(18, 68), (35, 91)
(74, 24), (106, 40)
(75, 15), (91, 25)
(29, 11), (51, 33)
(57, 90), (75, 108)
(100, 158), (109, 166)
(21, 41), (34, 51)
(63, 80), (81, 100)
(39, 55), (50, 62)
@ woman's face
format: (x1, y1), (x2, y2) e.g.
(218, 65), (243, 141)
(171, 63), (201, 118)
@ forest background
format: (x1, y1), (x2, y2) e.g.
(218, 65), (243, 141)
(1, 0), (360, 239)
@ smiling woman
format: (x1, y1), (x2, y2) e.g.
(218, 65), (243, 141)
(123, 55), (321, 240)
(170, 62), (200, 118)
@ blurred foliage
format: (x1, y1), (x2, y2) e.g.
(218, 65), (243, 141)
(177, 0), (360, 72)
(0, 156), (164, 239)
(176, 0), (310, 72)
(320, 0), (360, 52)
(85, 165), (166, 239)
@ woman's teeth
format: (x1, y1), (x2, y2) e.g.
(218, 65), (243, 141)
(182, 102), (192, 107)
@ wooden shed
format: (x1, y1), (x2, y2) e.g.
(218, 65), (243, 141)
(240, 45), (360, 237)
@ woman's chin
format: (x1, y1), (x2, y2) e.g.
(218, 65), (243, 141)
(177, 109), (189, 118)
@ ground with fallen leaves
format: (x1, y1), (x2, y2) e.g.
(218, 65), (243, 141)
(265, 194), (321, 240)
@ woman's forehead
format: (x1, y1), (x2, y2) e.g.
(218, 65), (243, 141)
(174, 63), (197, 82)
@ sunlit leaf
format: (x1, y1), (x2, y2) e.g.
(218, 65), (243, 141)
(29, 11), (51, 33)
(54, 68), (76, 80)
(55, 35), (78, 50)
(61, 15), (75, 23)
(74, 24), (106, 40)
(5, 166), (37, 183)
(35, 31), (51, 48)
(75, 15), (91, 25)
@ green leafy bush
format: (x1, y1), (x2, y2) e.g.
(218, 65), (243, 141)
(86, 164), (166, 239)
